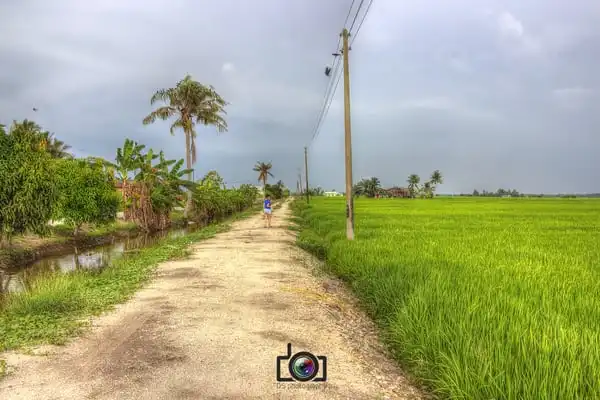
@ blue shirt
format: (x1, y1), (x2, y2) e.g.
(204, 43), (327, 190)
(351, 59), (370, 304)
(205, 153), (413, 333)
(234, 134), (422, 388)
(263, 199), (271, 209)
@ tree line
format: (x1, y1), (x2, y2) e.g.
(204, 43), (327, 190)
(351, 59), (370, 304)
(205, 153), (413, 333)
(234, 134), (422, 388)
(352, 170), (444, 198)
(0, 120), (260, 246)
(0, 74), (268, 246)
(464, 189), (599, 198)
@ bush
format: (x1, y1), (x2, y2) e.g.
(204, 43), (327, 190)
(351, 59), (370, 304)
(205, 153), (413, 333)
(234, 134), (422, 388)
(0, 121), (57, 243)
(192, 173), (258, 224)
(52, 158), (120, 234)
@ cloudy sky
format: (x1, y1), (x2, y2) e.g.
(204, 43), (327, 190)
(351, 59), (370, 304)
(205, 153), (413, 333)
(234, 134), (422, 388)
(1, 0), (598, 194)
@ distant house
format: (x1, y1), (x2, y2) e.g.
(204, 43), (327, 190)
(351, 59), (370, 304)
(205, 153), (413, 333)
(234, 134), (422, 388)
(385, 187), (410, 198)
(324, 191), (342, 197)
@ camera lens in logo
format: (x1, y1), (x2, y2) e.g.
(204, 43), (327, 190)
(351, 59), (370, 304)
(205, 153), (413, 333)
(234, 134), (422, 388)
(288, 352), (319, 382)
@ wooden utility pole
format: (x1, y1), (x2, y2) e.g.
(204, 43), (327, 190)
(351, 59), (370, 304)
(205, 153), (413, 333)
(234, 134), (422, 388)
(341, 28), (355, 240)
(304, 146), (310, 203)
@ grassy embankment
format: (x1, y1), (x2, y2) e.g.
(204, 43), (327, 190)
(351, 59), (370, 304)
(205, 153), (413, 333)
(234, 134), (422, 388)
(291, 197), (600, 399)
(0, 211), (187, 268)
(0, 204), (261, 362)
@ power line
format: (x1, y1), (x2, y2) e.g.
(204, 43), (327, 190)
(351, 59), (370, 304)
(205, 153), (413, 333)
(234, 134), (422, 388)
(306, 0), (373, 150)
(344, 0), (357, 26)
(350, 0), (374, 45)
(307, 0), (350, 148)
(309, 64), (342, 148)
(309, 56), (342, 144)
(348, 0), (366, 32)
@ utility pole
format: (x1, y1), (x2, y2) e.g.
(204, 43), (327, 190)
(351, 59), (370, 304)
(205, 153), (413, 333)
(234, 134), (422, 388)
(304, 146), (310, 203)
(341, 28), (355, 240)
(298, 169), (303, 196)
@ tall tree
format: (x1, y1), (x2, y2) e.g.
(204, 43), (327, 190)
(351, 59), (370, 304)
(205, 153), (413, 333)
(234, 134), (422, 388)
(422, 181), (432, 198)
(353, 177), (381, 198)
(0, 120), (57, 245)
(110, 139), (146, 217)
(142, 75), (228, 218)
(253, 161), (274, 194)
(430, 170), (443, 196)
(41, 132), (72, 159)
(407, 174), (421, 198)
(52, 159), (120, 235)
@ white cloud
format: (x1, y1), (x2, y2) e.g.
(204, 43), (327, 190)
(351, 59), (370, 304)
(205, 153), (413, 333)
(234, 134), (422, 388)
(354, 96), (501, 122)
(449, 56), (472, 73)
(221, 62), (235, 73)
(494, 11), (542, 56)
(497, 11), (524, 38)
(553, 87), (594, 97)
(399, 96), (456, 110)
(552, 87), (595, 109)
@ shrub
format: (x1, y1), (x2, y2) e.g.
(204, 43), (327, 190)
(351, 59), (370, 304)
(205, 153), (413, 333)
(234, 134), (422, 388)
(0, 120), (57, 244)
(52, 158), (120, 234)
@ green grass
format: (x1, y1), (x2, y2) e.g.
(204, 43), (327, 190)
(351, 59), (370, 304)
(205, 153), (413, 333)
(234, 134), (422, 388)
(0, 205), (260, 353)
(291, 197), (600, 399)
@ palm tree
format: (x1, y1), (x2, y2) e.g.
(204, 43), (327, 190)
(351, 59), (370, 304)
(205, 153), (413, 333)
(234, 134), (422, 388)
(45, 133), (72, 158)
(430, 170), (443, 196)
(422, 181), (432, 198)
(142, 74), (228, 218)
(253, 161), (274, 194)
(407, 174), (421, 198)
(430, 170), (443, 184)
(105, 139), (146, 218)
(353, 177), (381, 198)
(10, 120), (68, 158)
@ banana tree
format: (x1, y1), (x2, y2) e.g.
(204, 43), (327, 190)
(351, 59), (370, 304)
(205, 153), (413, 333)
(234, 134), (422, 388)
(103, 139), (146, 219)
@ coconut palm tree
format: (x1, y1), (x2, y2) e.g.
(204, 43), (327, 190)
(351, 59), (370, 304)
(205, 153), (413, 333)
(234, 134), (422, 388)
(253, 161), (274, 194)
(142, 74), (228, 218)
(44, 132), (72, 159)
(407, 174), (421, 198)
(353, 177), (381, 198)
(430, 170), (443, 184)
(7, 121), (71, 158)
(422, 181), (432, 198)
(430, 170), (443, 195)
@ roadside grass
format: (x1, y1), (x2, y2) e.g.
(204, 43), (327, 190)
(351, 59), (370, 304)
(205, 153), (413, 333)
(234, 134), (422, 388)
(291, 197), (600, 399)
(0, 204), (260, 353)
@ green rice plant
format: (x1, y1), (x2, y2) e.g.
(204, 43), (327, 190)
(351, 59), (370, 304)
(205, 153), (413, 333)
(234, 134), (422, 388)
(292, 197), (600, 399)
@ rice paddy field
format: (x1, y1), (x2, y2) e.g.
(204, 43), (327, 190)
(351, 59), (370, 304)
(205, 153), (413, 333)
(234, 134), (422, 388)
(291, 197), (600, 400)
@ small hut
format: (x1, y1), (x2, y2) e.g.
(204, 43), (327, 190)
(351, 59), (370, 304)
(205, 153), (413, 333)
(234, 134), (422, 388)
(385, 187), (411, 198)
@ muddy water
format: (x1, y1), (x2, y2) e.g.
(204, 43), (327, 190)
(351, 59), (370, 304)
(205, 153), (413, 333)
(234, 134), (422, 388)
(0, 225), (200, 296)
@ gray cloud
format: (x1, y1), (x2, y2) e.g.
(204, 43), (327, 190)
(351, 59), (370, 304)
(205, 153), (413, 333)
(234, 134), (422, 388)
(1, 0), (598, 194)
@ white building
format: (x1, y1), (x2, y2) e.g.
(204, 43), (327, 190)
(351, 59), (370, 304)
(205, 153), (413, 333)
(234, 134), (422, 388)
(324, 191), (342, 197)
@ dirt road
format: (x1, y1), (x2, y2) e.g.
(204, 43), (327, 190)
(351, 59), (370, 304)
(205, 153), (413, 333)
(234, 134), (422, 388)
(0, 201), (423, 399)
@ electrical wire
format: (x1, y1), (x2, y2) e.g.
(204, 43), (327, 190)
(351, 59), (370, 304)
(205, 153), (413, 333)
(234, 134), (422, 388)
(305, 0), (355, 147)
(308, 56), (341, 144)
(305, 0), (373, 150)
(308, 61), (343, 148)
(348, 0), (366, 32)
(350, 0), (374, 46)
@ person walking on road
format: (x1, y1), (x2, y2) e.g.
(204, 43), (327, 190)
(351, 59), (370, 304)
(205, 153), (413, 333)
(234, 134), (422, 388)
(263, 194), (272, 228)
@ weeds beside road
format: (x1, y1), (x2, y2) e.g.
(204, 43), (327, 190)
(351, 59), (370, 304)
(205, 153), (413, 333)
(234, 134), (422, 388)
(0, 205), (260, 356)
